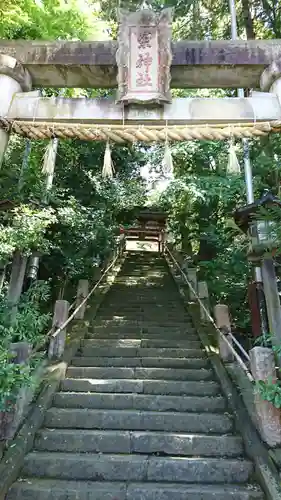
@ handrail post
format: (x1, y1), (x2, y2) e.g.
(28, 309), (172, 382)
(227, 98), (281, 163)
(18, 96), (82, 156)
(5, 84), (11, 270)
(214, 304), (234, 362)
(250, 346), (281, 446)
(74, 279), (89, 320)
(198, 281), (210, 322)
(187, 268), (197, 300)
(48, 300), (69, 359)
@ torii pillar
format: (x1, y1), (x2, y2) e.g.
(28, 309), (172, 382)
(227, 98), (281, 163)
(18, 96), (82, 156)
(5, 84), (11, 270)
(259, 61), (281, 359)
(0, 54), (32, 167)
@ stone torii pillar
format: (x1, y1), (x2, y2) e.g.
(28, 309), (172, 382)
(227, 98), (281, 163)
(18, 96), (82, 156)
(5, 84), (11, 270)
(0, 54), (32, 167)
(261, 58), (281, 107)
(260, 61), (281, 361)
(0, 55), (32, 316)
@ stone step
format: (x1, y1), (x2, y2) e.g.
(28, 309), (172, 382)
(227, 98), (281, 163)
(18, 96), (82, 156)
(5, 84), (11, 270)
(66, 366), (213, 381)
(44, 408), (233, 433)
(35, 429), (242, 456)
(104, 294), (182, 300)
(91, 326), (196, 335)
(71, 356), (209, 369)
(61, 378), (220, 396)
(7, 480), (127, 500)
(92, 321), (194, 329)
(96, 308), (189, 322)
(95, 319), (192, 325)
(99, 306), (187, 312)
(126, 483), (264, 500)
(53, 392), (225, 412)
(103, 300), (184, 305)
(7, 480), (265, 500)
(79, 346), (205, 359)
(81, 339), (202, 349)
(89, 332), (198, 341)
(22, 452), (252, 484)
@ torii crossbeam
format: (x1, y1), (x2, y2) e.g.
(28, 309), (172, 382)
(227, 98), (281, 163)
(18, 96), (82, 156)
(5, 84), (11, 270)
(1, 7), (281, 157)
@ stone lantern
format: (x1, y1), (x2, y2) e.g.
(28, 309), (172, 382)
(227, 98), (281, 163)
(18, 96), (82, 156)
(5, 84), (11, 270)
(234, 192), (281, 261)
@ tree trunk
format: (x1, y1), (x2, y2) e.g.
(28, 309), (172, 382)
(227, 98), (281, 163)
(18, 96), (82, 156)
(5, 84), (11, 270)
(241, 0), (255, 39)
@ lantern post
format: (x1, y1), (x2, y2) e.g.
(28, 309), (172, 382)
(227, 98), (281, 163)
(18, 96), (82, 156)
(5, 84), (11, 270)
(234, 193), (281, 357)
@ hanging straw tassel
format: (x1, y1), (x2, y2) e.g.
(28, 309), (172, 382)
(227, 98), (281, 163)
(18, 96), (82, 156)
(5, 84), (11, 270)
(102, 141), (115, 179)
(227, 139), (241, 175)
(162, 140), (173, 175)
(42, 138), (58, 175)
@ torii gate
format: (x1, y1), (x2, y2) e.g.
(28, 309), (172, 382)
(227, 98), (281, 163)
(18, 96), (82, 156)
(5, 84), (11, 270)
(0, 8), (281, 166)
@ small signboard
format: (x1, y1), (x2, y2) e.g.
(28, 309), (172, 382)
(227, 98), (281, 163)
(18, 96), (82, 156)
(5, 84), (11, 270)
(116, 8), (173, 105)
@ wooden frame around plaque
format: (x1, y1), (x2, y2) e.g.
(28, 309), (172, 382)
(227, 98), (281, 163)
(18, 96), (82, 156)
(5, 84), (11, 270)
(116, 8), (173, 105)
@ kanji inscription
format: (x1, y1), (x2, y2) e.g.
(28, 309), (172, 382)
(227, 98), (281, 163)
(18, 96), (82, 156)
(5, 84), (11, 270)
(130, 27), (157, 93)
(116, 8), (173, 105)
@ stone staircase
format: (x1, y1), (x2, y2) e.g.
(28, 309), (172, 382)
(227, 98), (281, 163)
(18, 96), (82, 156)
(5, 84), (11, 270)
(7, 252), (264, 499)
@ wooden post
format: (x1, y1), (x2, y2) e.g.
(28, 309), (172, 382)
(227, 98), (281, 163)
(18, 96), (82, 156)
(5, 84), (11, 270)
(214, 304), (234, 362)
(198, 281), (210, 322)
(7, 250), (28, 319)
(75, 279), (89, 320)
(48, 300), (69, 360)
(187, 268), (197, 300)
(10, 341), (31, 364)
(261, 258), (281, 366)
(250, 346), (281, 446)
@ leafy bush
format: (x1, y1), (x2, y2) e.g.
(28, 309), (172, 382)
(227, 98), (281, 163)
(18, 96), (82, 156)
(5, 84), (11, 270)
(0, 205), (56, 261)
(0, 345), (31, 411)
(0, 281), (51, 346)
(0, 282), (50, 412)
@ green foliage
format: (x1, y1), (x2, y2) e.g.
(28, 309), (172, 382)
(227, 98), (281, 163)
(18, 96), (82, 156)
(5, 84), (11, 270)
(0, 281), (50, 411)
(0, 345), (31, 411)
(252, 333), (281, 410)
(0, 281), (51, 345)
(256, 377), (281, 410)
(0, 205), (56, 261)
(0, 0), (102, 40)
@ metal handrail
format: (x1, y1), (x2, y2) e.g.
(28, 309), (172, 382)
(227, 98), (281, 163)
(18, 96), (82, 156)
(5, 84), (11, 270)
(50, 250), (121, 340)
(31, 244), (124, 356)
(164, 244), (254, 382)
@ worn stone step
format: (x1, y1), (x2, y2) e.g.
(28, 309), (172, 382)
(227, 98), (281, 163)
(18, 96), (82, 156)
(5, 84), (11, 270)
(6, 479), (265, 500)
(7, 480), (126, 500)
(101, 293), (182, 298)
(100, 307), (186, 311)
(61, 378), (220, 396)
(97, 314), (191, 320)
(93, 316), (196, 332)
(45, 408), (233, 433)
(126, 483), (264, 500)
(66, 366), (213, 381)
(22, 452), (252, 483)
(89, 332), (197, 341)
(72, 356), (209, 369)
(101, 298), (184, 303)
(90, 327), (196, 337)
(90, 327), (195, 335)
(35, 429), (242, 456)
(79, 346), (205, 358)
(81, 339), (202, 349)
(53, 392), (225, 412)
(92, 322), (194, 330)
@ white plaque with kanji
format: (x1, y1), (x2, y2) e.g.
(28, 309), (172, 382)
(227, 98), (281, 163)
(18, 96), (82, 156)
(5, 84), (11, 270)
(116, 8), (173, 105)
